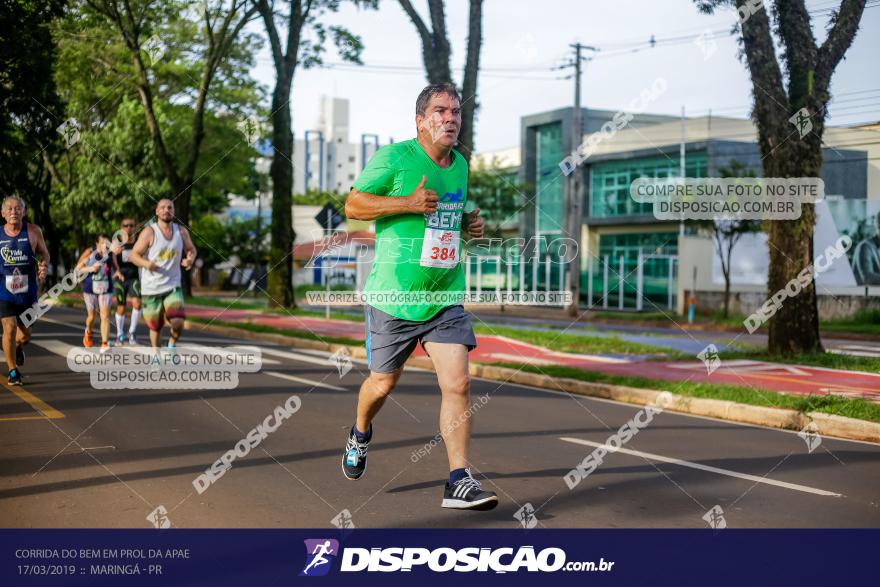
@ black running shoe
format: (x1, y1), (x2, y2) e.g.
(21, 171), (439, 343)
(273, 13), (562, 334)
(341, 426), (371, 480)
(8, 369), (22, 386)
(442, 469), (498, 510)
(15, 345), (24, 366)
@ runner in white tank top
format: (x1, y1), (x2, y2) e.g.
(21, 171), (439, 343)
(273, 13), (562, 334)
(140, 220), (183, 295)
(130, 199), (197, 349)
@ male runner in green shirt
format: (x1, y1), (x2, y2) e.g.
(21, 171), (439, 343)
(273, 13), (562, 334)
(341, 83), (497, 510)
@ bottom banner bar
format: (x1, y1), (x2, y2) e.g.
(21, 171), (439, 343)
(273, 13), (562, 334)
(0, 529), (874, 586)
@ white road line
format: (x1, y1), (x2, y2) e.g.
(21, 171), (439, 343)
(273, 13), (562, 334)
(264, 371), (347, 391)
(827, 349), (880, 358)
(491, 335), (631, 364)
(833, 344), (880, 352)
(178, 344), (280, 365)
(39, 318), (261, 345)
(31, 338), (76, 356)
(259, 347), (436, 373)
(558, 437), (842, 497)
(257, 347), (349, 367)
(41, 317), (83, 330)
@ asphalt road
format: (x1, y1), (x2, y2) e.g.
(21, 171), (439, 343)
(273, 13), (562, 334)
(1, 307), (878, 529)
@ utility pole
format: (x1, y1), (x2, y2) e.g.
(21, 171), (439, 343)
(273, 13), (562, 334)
(679, 105), (686, 236)
(560, 42), (598, 317)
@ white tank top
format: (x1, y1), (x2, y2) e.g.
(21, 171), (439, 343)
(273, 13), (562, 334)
(140, 221), (183, 295)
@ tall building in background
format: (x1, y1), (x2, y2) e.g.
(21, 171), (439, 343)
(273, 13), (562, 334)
(294, 96), (386, 193)
(226, 96), (389, 243)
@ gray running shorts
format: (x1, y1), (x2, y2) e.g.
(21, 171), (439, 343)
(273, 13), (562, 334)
(365, 304), (477, 373)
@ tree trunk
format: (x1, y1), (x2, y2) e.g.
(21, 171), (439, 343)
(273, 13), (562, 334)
(256, 0), (303, 309)
(723, 274), (731, 319)
(730, 0), (866, 355)
(399, 0), (451, 84)
(267, 79), (295, 308)
(764, 142), (823, 353)
(457, 0), (483, 163)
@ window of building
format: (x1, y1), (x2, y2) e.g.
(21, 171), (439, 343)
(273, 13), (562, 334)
(589, 153), (708, 218)
(592, 231), (679, 309)
(598, 232), (678, 260)
(349, 156), (355, 163)
(535, 122), (564, 235)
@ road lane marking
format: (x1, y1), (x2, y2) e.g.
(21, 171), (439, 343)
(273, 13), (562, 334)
(264, 371), (347, 391)
(828, 348), (880, 358)
(259, 347), (360, 366)
(668, 360), (811, 376)
(40, 316), (85, 330)
(830, 344), (880, 352)
(259, 347), (433, 373)
(491, 335), (631, 364)
(484, 353), (559, 366)
(1, 383), (64, 420)
(0, 414), (54, 422)
(31, 338), (76, 357)
(180, 344), (280, 365)
(559, 437), (841, 497)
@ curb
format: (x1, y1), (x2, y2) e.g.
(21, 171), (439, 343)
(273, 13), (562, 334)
(187, 319), (880, 444)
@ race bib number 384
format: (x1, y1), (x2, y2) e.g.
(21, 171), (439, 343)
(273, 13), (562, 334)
(420, 227), (460, 268)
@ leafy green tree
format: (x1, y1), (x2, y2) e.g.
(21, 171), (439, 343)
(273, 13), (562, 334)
(0, 0), (66, 272)
(190, 214), (227, 268)
(254, 0), (375, 308)
(467, 157), (522, 240)
(190, 214), (269, 267)
(78, 0), (261, 294)
(293, 189), (347, 208)
(51, 98), (167, 250)
(49, 2), (263, 270)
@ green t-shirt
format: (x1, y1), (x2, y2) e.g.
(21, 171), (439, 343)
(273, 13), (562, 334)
(353, 138), (469, 321)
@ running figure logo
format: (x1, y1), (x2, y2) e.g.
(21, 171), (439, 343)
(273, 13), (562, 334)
(300, 539), (339, 577)
(789, 107), (813, 138)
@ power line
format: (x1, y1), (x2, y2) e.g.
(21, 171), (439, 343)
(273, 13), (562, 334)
(264, 2), (880, 76)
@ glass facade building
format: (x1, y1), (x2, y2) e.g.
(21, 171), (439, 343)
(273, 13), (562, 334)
(583, 154), (707, 308)
(534, 122), (565, 235)
(589, 154), (709, 218)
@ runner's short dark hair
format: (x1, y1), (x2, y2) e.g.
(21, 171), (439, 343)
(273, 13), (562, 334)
(416, 83), (460, 116)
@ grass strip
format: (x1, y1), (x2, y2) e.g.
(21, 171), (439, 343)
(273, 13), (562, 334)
(491, 362), (880, 423)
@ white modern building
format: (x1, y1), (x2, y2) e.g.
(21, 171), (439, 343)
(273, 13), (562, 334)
(293, 96), (391, 193)
(223, 95), (391, 239)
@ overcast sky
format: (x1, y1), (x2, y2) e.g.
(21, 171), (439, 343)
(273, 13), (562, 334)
(249, 0), (880, 154)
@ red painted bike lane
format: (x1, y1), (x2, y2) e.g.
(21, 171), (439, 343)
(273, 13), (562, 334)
(188, 306), (880, 403)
